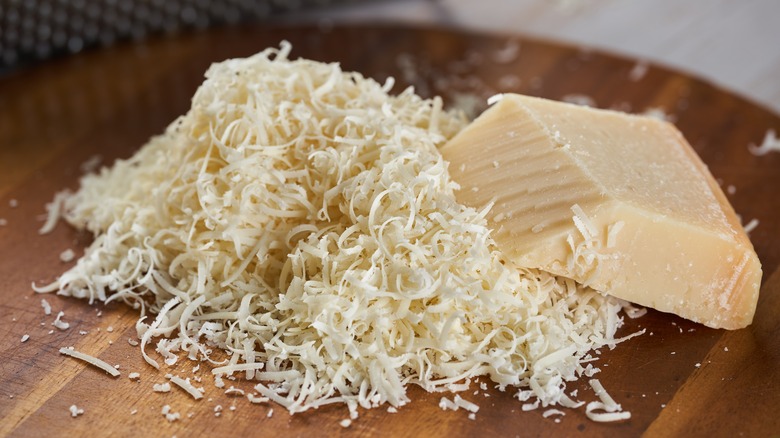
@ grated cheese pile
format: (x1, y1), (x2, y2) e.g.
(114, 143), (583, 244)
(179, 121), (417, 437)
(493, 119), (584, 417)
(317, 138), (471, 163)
(36, 42), (633, 418)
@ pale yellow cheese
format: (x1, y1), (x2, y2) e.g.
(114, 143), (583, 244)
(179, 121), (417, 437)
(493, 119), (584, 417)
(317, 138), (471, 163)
(440, 94), (762, 329)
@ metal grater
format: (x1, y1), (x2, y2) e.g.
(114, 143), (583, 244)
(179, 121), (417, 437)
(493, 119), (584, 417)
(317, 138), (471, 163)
(0, 0), (368, 73)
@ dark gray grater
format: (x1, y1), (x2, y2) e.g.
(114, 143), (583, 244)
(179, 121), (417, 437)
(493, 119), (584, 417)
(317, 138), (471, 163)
(0, 0), (368, 73)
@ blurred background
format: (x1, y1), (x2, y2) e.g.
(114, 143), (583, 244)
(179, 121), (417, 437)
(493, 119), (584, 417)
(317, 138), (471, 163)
(0, 0), (778, 113)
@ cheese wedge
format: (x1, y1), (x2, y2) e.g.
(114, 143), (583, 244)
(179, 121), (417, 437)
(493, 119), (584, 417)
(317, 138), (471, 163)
(440, 94), (761, 329)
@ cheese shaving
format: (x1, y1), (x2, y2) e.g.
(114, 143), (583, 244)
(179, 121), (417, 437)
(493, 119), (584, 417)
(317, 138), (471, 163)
(225, 386), (245, 396)
(584, 379), (630, 422)
(41, 299), (52, 315)
(453, 395), (479, 413)
(59, 346), (121, 377)
(38, 191), (70, 235)
(743, 218), (759, 234)
(571, 204), (597, 240)
(542, 408), (565, 418)
(487, 93), (505, 106)
(606, 221), (625, 249)
(170, 375), (204, 400)
(439, 396), (457, 411)
(37, 43), (636, 419)
(247, 393), (269, 404)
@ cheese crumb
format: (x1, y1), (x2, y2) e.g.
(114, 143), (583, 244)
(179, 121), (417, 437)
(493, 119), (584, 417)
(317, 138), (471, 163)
(59, 249), (76, 263)
(80, 155), (102, 174)
(128, 372), (140, 380)
(748, 129), (780, 156)
(161, 405), (180, 422)
(53, 311), (69, 330)
(21, 334), (30, 343)
(153, 382), (172, 393)
(340, 419), (352, 428)
(69, 405), (84, 418)
(41, 299), (51, 315)
(628, 61), (648, 81)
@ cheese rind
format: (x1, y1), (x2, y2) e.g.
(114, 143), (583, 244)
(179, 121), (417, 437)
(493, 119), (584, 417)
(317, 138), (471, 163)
(440, 94), (762, 329)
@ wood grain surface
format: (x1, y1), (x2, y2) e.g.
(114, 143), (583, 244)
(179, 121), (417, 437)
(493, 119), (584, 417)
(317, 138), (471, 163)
(1, 24), (778, 438)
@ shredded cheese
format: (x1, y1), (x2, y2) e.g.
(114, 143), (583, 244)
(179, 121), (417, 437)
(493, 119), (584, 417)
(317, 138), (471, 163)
(169, 375), (204, 400)
(59, 347), (121, 377)
(585, 379), (630, 422)
(225, 386), (245, 397)
(38, 191), (70, 235)
(36, 42), (638, 420)
(453, 395), (480, 413)
(542, 408), (565, 418)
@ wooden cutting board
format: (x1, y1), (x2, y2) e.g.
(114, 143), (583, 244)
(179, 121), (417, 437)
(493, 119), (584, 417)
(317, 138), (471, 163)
(1, 24), (778, 438)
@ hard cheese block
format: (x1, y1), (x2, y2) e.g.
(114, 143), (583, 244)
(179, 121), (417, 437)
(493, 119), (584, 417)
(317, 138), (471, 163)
(440, 94), (761, 329)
